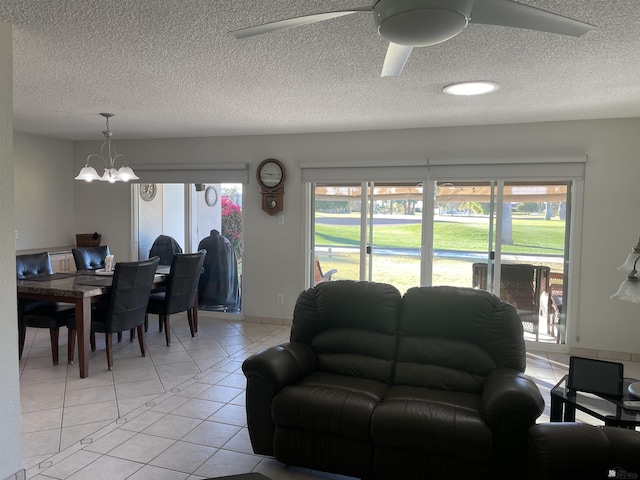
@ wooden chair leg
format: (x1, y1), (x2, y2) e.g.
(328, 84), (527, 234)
(117, 331), (123, 343)
(144, 314), (148, 333)
(50, 327), (60, 366)
(67, 328), (76, 364)
(164, 315), (171, 346)
(137, 325), (146, 357)
(130, 328), (136, 341)
(90, 331), (96, 352)
(158, 316), (163, 332)
(105, 333), (114, 371)
(187, 308), (195, 337)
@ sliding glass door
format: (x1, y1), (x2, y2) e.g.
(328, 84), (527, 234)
(431, 180), (570, 343)
(135, 182), (244, 313)
(311, 183), (423, 293)
(309, 178), (572, 345)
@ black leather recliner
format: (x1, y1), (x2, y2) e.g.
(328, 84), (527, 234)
(527, 423), (640, 480)
(243, 281), (544, 480)
(72, 245), (111, 270)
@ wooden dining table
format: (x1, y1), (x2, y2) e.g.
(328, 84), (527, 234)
(17, 268), (168, 378)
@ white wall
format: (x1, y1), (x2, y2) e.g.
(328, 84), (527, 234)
(195, 184), (222, 249)
(71, 119), (640, 356)
(0, 19), (23, 480)
(14, 132), (75, 249)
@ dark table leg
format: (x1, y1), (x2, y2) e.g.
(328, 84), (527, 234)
(75, 297), (91, 378)
(563, 401), (576, 422)
(550, 393), (564, 422)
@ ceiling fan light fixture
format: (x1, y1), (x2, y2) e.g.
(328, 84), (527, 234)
(443, 81), (499, 96)
(374, 0), (473, 46)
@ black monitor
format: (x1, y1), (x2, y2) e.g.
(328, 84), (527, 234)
(567, 356), (624, 397)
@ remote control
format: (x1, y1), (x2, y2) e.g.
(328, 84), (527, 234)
(623, 400), (640, 411)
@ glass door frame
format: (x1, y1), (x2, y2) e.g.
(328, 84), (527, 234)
(307, 181), (426, 287)
(305, 174), (583, 350)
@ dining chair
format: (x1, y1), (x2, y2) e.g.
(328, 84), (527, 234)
(16, 252), (75, 365)
(68, 257), (160, 370)
(146, 250), (206, 346)
(72, 245), (111, 270)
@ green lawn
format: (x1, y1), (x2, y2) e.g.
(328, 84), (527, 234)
(315, 215), (565, 255)
(314, 213), (565, 304)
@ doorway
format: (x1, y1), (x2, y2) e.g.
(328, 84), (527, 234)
(135, 182), (243, 313)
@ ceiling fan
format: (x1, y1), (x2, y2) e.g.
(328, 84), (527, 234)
(230, 0), (594, 77)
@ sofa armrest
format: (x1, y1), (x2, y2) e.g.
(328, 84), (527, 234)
(242, 342), (317, 391)
(242, 342), (317, 455)
(481, 368), (545, 479)
(482, 368), (545, 427)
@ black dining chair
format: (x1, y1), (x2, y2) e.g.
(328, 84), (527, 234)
(72, 245), (111, 271)
(16, 252), (75, 365)
(146, 250), (206, 346)
(68, 257), (159, 370)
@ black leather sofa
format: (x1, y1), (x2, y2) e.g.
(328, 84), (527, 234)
(243, 281), (544, 480)
(528, 423), (640, 480)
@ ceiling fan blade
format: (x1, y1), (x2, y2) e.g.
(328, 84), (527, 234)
(381, 43), (414, 77)
(230, 7), (371, 39)
(470, 0), (594, 37)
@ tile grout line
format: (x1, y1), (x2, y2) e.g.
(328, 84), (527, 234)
(24, 332), (272, 479)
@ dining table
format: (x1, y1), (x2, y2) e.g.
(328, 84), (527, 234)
(17, 267), (169, 378)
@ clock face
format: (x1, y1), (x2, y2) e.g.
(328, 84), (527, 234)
(140, 183), (157, 202)
(205, 186), (218, 207)
(259, 160), (284, 188)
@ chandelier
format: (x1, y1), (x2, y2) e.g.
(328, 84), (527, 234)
(74, 113), (139, 183)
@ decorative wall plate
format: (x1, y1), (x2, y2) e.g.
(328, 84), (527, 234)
(140, 183), (157, 202)
(205, 186), (219, 207)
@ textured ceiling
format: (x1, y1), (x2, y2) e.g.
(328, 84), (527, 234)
(1, 0), (639, 140)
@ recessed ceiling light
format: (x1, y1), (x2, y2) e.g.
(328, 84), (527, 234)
(443, 81), (499, 96)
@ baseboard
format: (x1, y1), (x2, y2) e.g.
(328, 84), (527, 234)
(570, 347), (640, 363)
(3, 469), (25, 480)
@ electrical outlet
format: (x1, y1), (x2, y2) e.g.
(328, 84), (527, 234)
(277, 294), (284, 304)
(14, 230), (18, 240)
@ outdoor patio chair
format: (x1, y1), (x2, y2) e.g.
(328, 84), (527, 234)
(314, 256), (337, 285)
(472, 263), (550, 341)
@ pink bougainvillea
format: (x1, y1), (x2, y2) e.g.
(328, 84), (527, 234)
(221, 196), (242, 259)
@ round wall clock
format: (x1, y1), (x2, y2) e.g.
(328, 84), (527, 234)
(140, 183), (157, 202)
(257, 158), (285, 189)
(205, 186), (219, 207)
(257, 158), (286, 215)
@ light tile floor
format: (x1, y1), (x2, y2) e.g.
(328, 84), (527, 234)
(18, 312), (640, 480)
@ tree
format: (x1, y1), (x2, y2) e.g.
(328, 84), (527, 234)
(221, 196), (242, 260)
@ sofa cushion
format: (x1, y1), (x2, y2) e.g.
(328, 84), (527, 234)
(272, 372), (388, 442)
(371, 385), (492, 464)
(291, 281), (402, 384)
(396, 286), (526, 392)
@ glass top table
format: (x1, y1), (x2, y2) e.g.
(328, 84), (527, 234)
(550, 374), (640, 428)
